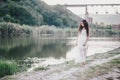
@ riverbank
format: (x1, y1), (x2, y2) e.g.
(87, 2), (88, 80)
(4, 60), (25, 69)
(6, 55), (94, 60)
(0, 22), (32, 37)
(0, 22), (120, 38)
(1, 47), (120, 80)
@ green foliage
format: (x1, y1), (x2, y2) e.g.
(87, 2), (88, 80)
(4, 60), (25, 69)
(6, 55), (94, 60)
(0, 1), (37, 25)
(0, 0), (82, 27)
(0, 59), (18, 78)
(0, 22), (32, 37)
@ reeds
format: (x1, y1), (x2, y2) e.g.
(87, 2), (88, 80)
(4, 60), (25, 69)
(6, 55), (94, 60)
(0, 59), (18, 78)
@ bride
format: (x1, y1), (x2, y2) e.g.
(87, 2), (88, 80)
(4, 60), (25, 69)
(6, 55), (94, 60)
(66, 19), (89, 66)
(75, 19), (90, 66)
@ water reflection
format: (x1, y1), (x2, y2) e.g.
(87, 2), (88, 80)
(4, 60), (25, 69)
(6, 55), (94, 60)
(0, 36), (120, 71)
(0, 37), (70, 59)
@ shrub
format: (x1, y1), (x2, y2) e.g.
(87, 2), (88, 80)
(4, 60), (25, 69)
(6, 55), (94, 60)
(0, 60), (18, 78)
(0, 22), (32, 37)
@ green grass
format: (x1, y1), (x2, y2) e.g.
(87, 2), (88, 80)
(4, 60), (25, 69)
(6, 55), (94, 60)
(0, 22), (77, 37)
(32, 25), (77, 37)
(0, 22), (119, 38)
(0, 59), (18, 78)
(84, 57), (120, 78)
(0, 22), (32, 37)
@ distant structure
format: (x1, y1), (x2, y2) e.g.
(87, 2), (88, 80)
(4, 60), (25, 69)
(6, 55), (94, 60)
(112, 24), (120, 30)
(88, 17), (93, 25)
(60, 4), (120, 24)
(85, 6), (89, 22)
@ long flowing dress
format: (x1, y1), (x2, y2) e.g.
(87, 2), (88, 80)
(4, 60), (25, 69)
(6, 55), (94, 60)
(75, 28), (88, 63)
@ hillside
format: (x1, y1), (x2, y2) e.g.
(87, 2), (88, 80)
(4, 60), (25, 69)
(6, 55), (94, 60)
(0, 0), (82, 27)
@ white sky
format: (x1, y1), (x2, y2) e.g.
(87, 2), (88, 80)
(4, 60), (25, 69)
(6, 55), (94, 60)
(42, 0), (120, 15)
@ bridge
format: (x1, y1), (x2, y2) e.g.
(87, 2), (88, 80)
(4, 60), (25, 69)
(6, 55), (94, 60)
(61, 4), (120, 7)
(60, 4), (120, 23)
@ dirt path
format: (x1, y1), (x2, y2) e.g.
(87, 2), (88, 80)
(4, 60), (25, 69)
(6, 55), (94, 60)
(1, 47), (120, 80)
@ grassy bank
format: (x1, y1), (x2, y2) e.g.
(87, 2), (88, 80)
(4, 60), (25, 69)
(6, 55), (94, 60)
(32, 25), (77, 37)
(0, 59), (18, 78)
(0, 22), (77, 37)
(33, 25), (120, 37)
(0, 22), (119, 38)
(83, 57), (120, 79)
(0, 22), (32, 37)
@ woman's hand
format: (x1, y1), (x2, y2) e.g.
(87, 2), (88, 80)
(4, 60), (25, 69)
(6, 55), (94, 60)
(83, 43), (86, 46)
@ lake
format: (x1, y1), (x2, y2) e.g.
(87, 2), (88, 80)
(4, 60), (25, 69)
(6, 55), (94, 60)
(0, 36), (120, 71)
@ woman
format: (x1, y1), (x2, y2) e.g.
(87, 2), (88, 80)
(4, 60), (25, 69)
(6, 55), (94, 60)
(76, 19), (89, 66)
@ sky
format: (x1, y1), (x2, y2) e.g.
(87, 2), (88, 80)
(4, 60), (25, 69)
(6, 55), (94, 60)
(42, 0), (120, 15)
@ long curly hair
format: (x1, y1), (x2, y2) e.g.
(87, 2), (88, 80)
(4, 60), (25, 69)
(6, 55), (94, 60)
(78, 20), (89, 36)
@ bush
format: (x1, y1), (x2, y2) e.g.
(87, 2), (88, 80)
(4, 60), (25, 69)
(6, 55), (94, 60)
(0, 60), (18, 78)
(0, 22), (32, 37)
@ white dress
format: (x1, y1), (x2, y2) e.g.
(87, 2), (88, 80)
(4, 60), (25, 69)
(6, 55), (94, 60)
(75, 28), (88, 63)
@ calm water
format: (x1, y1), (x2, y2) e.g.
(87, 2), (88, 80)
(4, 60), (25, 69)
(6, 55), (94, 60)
(0, 36), (120, 71)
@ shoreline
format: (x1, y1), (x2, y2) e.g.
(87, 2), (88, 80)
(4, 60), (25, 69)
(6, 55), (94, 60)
(1, 47), (120, 80)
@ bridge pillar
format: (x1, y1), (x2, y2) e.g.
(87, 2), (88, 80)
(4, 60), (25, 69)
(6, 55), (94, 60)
(85, 6), (89, 22)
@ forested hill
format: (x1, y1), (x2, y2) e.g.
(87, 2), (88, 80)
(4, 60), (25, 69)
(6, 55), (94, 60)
(0, 0), (82, 27)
